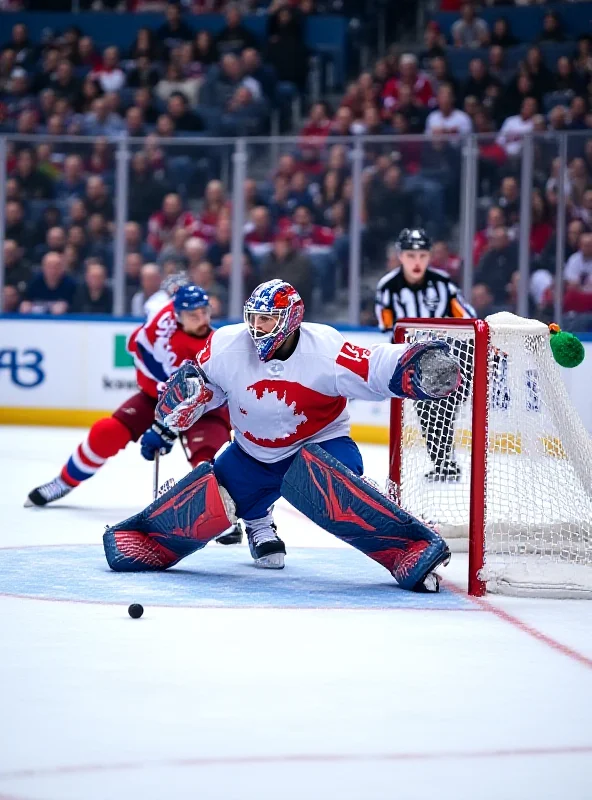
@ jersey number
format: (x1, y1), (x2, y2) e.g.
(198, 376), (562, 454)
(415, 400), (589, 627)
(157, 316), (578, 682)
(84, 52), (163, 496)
(336, 343), (371, 382)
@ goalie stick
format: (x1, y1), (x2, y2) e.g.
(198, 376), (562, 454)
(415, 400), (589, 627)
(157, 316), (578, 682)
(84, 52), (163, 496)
(153, 451), (160, 501)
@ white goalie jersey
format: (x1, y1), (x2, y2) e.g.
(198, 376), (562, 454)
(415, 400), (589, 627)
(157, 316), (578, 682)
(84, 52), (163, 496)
(194, 322), (408, 463)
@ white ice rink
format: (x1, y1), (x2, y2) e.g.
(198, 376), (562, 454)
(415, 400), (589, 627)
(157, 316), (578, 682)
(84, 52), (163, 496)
(0, 425), (591, 800)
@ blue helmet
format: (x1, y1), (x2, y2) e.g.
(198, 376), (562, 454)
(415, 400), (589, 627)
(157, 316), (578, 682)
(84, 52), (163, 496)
(244, 279), (304, 362)
(173, 284), (210, 315)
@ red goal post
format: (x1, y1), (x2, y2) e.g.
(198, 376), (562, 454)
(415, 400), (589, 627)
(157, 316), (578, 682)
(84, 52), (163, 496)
(389, 318), (491, 597)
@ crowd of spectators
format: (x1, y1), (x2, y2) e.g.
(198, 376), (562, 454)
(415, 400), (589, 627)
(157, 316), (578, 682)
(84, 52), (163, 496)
(0, 1), (339, 12)
(343, 3), (592, 326)
(1, 2), (592, 327)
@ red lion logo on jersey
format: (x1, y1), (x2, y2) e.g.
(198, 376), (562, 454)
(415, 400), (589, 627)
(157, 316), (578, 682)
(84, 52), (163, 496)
(242, 380), (347, 447)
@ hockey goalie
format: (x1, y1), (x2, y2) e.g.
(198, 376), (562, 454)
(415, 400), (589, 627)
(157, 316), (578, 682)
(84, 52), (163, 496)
(103, 279), (462, 593)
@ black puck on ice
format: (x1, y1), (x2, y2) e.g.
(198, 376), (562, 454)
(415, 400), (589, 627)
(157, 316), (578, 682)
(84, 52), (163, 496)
(128, 603), (144, 619)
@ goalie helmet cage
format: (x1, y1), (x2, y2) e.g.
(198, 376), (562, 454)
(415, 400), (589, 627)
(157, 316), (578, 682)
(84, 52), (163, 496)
(389, 313), (592, 598)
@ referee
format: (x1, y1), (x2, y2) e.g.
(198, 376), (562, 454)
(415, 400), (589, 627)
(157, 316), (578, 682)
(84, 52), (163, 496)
(375, 228), (476, 482)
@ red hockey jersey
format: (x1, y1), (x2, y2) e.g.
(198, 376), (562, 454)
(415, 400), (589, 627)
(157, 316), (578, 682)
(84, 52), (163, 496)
(127, 300), (212, 399)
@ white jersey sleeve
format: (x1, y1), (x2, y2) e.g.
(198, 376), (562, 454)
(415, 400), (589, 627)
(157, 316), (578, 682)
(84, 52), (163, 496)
(333, 338), (408, 401)
(192, 329), (232, 414)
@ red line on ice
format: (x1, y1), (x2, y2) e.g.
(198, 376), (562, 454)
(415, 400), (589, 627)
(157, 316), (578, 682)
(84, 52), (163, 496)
(0, 591), (479, 613)
(444, 580), (592, 671)
(1, 745), (591, 782)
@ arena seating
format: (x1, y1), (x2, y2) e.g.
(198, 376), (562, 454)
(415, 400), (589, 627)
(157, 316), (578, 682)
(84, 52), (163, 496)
(1, 2), (591, 328)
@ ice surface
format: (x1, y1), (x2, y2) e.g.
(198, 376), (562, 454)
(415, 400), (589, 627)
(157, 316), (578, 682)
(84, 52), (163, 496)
(0, 426), (591, 800)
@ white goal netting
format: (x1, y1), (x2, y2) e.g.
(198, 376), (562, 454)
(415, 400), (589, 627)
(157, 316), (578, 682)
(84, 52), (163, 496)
(392, 313), (592, 598)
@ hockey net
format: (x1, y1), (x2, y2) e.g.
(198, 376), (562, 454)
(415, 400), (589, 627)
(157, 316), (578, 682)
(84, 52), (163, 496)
(389, 312), (592, 598)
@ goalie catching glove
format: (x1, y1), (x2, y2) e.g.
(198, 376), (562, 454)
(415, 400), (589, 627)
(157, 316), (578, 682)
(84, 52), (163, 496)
(156, 360), (213, 432)
(389, 340), (461, 402)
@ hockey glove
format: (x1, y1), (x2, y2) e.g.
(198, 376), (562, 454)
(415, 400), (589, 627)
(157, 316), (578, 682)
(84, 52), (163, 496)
(156, 360), (213, 432)
(389, 340), (461, 401)
(140, 421), (177, 461)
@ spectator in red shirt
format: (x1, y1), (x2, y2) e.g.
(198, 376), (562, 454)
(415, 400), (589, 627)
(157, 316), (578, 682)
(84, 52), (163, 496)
(473, 206), (507, 267)
(431, 241), (462, 281)
(284, 205), (335, 251)
(299, 101), (333, 145)
(340, 80), (365, 120)
(295, 145), (325, 178)
(530, 188), (553, 256)
(244, 205), (275, 263)
(357, 71), (381, 108)
(282, 204), (338, 303)
(381, 53), (435, 115)
(147, 193), (197, 254)
(197, 179), (230, 242)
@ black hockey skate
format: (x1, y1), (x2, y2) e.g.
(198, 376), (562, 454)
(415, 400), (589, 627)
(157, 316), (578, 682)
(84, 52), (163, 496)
(411, 551), (451, 593)
(425, 461), (461, 483)
(25, 476), (73, 508)
(216, 521), (244, 546)
(247, 523), (285, 569)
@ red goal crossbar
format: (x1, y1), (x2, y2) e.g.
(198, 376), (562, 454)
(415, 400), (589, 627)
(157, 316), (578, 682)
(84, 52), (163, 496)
(389, 318), (491, 596)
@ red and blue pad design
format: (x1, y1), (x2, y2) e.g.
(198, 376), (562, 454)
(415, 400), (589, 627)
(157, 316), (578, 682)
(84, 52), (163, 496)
(281, 445), (450, 591)
(388, 340), (460, 401)
(103, 463), (235, 572)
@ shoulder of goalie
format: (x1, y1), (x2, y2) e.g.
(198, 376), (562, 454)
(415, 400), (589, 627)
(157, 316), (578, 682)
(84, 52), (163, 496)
(388, 339), (461, 401)
(281, 445), (450, 591)
(103, 462), (236, 571)
(156, 359), (214, 432)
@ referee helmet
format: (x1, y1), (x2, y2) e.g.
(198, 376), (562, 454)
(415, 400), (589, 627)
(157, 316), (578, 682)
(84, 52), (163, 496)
(396, 228), (432, 252)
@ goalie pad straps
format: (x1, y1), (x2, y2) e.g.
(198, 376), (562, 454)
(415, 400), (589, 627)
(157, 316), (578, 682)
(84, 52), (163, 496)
(103, 462), (236, 572)
(280, 445), (450, 591)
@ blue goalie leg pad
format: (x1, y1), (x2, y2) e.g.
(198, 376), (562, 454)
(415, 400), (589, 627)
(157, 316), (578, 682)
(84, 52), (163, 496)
(103, 462), (235, 572)
(280, 445), (450, 591)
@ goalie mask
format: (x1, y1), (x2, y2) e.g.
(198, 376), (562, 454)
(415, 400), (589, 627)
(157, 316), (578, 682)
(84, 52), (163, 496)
(244, 280), (305, 362)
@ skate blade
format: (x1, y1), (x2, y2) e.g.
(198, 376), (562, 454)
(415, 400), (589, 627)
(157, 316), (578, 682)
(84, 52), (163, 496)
(23, 496), (36, 508)
(254, 553), (285, 570)
(216, 532), (243, 545)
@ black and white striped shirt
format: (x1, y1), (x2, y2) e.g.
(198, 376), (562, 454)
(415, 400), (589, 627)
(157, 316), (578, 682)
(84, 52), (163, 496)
(375, 267), (475, 332)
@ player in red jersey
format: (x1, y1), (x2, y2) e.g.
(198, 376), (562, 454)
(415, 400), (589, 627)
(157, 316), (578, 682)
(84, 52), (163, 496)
(25, 284), (240, 540)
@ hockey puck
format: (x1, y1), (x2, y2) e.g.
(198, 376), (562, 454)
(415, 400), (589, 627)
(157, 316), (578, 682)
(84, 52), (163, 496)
(128, 603), (144, 619)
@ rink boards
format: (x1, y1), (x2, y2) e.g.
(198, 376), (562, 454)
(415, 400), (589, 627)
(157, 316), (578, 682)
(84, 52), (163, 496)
(1, 315), (591, 440)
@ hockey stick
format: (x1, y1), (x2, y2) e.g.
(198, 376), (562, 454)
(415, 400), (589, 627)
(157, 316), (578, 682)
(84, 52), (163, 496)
(153, 450), (160, 501)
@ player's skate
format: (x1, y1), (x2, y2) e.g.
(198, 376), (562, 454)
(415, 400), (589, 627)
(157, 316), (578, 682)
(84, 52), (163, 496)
(25, 476), (73, 508)
(425, 461), (461, 483)
(216, 521), (244, 546)
(412, 550), (451, 593)
(246, 517), (285, 569)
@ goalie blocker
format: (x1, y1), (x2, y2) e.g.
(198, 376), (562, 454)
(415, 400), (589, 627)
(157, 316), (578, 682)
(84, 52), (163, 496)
(103, 445), (449, 592)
